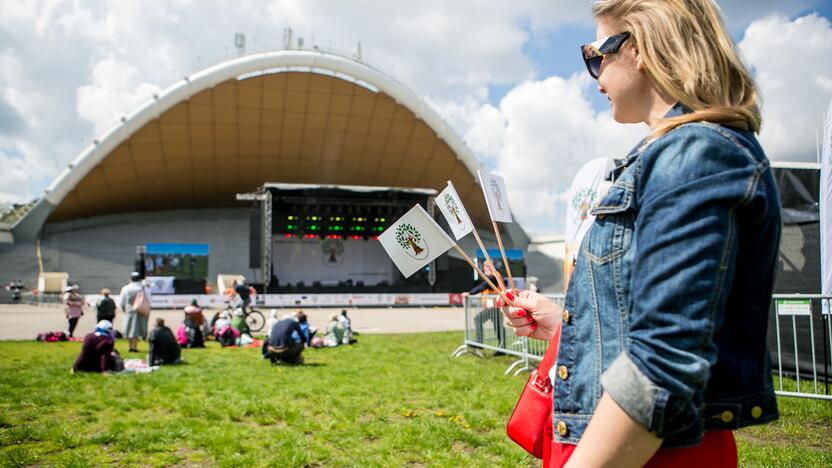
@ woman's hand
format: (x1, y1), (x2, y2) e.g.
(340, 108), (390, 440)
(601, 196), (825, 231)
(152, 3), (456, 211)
(500, 290), (562, 341)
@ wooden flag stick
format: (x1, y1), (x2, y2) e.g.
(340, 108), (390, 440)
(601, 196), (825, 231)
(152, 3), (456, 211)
(453, 244), (514, 307)
(470, 227), (508, 292)
(492, 220), (516, 292)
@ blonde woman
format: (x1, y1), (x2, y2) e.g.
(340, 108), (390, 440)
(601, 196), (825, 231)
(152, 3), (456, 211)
(504, 1), (780, 466)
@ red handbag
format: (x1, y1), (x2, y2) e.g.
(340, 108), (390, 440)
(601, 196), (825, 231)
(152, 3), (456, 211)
(506, 329), (561, 459)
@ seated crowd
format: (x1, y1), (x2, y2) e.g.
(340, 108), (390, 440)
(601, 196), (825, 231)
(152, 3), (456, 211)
(71, 287), (357, 372)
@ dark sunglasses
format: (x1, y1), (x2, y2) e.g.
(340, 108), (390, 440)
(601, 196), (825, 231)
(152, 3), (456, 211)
(580, 32), (630, 79)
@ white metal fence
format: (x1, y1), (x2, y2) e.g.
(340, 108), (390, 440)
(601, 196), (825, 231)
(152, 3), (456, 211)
(454, 293), (832, 401)
(771, 294), (832, 400)
(451, 293), (564, 376)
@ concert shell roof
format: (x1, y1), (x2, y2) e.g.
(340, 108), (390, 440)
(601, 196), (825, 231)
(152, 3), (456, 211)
(13, 50), (502, 241)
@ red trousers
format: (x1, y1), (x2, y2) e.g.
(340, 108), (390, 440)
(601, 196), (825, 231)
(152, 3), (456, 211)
(543, 429), (737, 468)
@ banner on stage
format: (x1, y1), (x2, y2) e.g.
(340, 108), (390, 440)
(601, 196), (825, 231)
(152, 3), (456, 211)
(145, 276), (175, 295)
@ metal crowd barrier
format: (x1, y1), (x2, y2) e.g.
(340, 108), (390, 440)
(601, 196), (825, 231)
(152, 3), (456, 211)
(453, 292), (832, 401)
(451, 293), (564, 376)
(771, 294), (832, 400)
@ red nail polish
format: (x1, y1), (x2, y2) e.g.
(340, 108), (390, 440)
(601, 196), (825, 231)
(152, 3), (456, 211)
(526, 316), (533, 323)
(531, 324), (538, 330)
(506, 292), (515, 301)
(516, 310), (526, 317)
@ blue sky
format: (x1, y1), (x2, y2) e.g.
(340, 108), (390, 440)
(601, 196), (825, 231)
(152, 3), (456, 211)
(504, 0), (832, 115)
(1, 1), (831, 237)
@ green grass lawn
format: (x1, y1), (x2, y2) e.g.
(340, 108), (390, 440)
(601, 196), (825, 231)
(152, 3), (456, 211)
(0, 332), (830, 467)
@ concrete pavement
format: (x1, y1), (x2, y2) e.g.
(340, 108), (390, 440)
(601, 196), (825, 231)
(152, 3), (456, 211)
(0, 303), (464, 340)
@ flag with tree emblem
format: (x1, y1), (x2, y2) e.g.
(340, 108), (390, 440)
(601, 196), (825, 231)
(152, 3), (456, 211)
(436, 181), (474, 240)
(477, 170), (512, 223)
(378, 204), (456, 278)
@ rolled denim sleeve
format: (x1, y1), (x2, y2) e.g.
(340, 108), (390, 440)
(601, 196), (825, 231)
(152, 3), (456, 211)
(600, 124), (766, 437)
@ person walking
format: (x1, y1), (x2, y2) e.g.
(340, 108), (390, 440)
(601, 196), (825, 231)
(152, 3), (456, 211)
(469, 262), (506, 355)
(504, 1), (781, 465)
(63, 285), (84, 338)
(119, 272), (151, 353)
(95, 288), (117, 323)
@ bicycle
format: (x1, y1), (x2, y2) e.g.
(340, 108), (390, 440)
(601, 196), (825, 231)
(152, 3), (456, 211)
(222, 301), (266, 333)
(244, 306), (266, 333)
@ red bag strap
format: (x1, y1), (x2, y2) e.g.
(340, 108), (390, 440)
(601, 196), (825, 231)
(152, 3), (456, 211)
(536, 326), (562, 376)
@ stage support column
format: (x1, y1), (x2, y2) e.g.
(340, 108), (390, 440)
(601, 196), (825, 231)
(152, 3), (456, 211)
(262, 189), (273, 289)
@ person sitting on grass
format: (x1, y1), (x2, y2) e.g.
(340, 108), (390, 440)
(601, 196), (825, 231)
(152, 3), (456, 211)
(265, 309), (279, 338)
(263, 315), (306, 364)
(148, 318), (182, 365)
(182, 299), (205, 348)
(323, 313), (344, 347)
(231, 308), (249, 336)
(338, 309), (357, 344)
(214, 311), (239, 347)
(72, 320), (116, 373)
(291, 310), (317, 346)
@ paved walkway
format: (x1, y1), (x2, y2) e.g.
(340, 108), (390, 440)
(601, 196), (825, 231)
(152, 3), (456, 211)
(0, 303), (464, 340)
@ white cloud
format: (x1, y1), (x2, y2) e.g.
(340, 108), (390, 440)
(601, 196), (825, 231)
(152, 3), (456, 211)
(0, 152), (33, 203)
(76, 57), (162, 136)
(0, 0), (583, 206)
(740, 13), (832, 162)
(464, 74), (646, 237)
(0, 0), (830, 240)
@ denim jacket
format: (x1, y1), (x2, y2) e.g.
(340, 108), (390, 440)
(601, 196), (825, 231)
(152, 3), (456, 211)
(555, 104), (781, 448)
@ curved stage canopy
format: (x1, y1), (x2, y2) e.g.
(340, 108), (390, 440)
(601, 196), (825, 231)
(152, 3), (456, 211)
(15, 50), (496, 240)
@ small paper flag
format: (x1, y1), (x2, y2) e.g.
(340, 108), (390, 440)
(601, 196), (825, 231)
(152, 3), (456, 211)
(378, 204), (456, 278)
(435, 181), (474, 240)
(477, 170), (512, 223)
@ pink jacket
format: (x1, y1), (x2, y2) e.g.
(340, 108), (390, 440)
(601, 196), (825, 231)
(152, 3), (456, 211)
(64, 293), (84, 318)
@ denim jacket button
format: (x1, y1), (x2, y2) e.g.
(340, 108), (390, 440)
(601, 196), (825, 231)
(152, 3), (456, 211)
(563, 309), (571, 324)
(596, 213), (605, 220)
(720, 410), (734, 423)
(557, 420), (568, 437)
(751, 406), (762, 419)
(558, 365), (569, 381)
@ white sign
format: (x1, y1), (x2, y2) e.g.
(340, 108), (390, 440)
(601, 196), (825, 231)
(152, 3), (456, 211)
(436, 181), (474, 240)
(274, 237), (394, 287)
(378, 204), (456, 278)
(145, 276), (175, 295)
(565, 157), (613, 247)
(477, 170), (512, 223)
(821, 99), (831, 317)
(776, 299), (812, 316)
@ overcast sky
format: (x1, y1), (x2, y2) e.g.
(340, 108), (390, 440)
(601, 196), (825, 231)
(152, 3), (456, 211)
(1, 0), (831, 237)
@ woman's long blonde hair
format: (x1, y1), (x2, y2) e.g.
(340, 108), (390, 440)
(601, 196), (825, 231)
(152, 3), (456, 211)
(592, 0), (761, 139)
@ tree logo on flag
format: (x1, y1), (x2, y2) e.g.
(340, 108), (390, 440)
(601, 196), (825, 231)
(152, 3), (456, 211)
(443, 193), (466, 227)
(490, 179), (504, 210)
(321, 238), (345, 267)
(395, 223), (429, 260)
(572, 188), (597, 221)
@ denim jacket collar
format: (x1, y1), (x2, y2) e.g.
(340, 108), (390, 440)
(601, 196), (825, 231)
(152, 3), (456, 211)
(611, 102), (691, 181)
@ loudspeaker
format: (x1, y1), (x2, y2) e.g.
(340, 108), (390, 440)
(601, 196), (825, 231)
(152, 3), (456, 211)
(249, 207), (261, 269)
